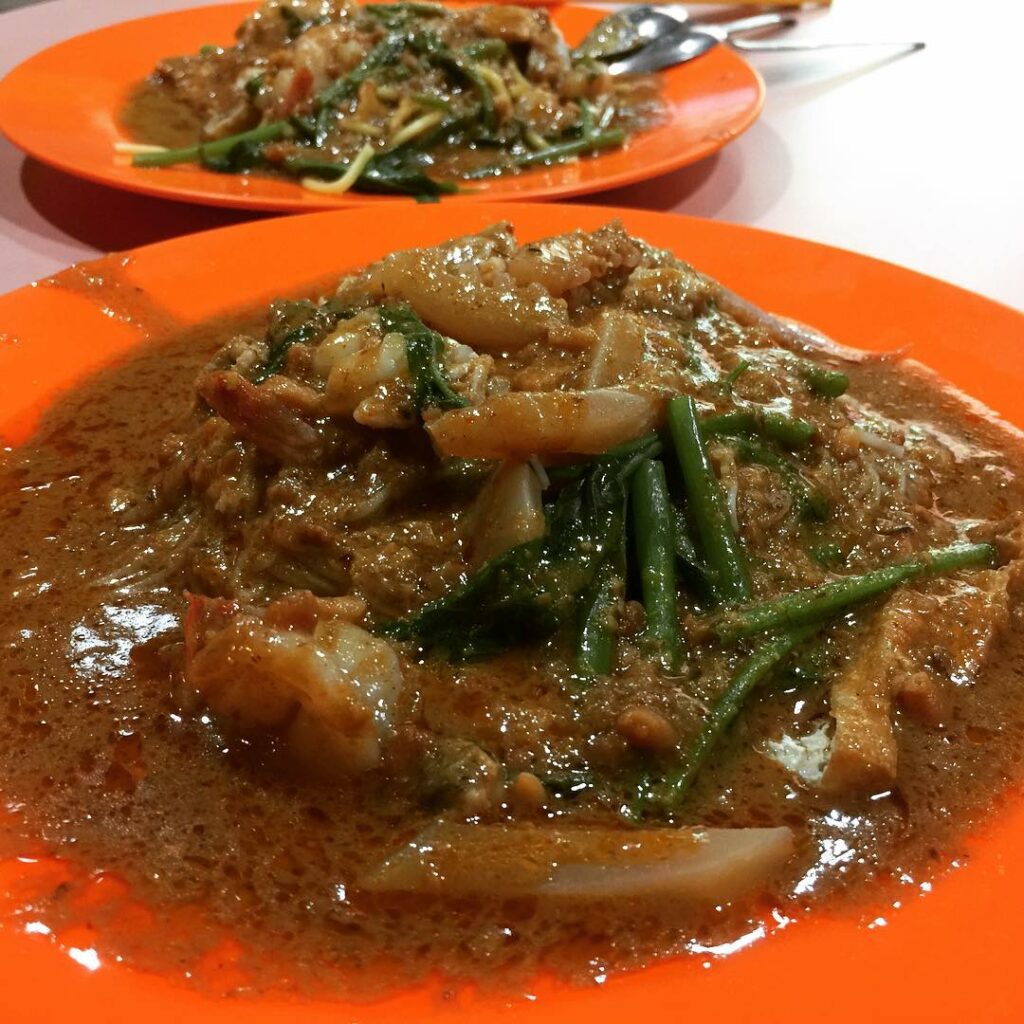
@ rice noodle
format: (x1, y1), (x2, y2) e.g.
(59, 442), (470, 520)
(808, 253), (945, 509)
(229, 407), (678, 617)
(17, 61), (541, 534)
(715, 450), (740, 533)
(340, 120), (385, 138)
(524, 128), (549, 151)
(387, 96), (418, 133)
(862, 456), (883, 508)
(852, 427), (905, 458)
(300, 143), (375, 195)
(475, 65), (510, 106)
(113, 141), (168, 155)
(388, 110), (444, 148)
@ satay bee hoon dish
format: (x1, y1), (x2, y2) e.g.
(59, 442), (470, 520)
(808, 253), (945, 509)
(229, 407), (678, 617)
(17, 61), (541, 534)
(120, 0), (663, 199)
(1, 204), (1024, 1019)
(0, 1), (764, 211)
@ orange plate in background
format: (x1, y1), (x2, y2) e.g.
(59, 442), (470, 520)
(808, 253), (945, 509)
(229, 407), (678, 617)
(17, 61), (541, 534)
(0, 2), (763, 211)
(1, 203), (1023, 1022)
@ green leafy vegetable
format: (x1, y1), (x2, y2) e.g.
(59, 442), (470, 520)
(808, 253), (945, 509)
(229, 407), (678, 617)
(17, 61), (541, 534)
(810, 541), (845, 567)
(288, 113), (329, 147)
(283, 150), (457, 200)
(776, 640), (831, 690)
(200, 137), (267, 173)
(412, 31), (497, 133)
(576, 536), (624, 678)
(315, 33), (410, 111)
(460, 38), (508, 60)
(670, 505), (713, 594)
(515, 128), (625, 167)
(720, 359), (750, 393)
(378, 304), (467, 412)
(378, 436), (658, 664)
(244, 73), (265, 99)
(251, 299), (353, 384)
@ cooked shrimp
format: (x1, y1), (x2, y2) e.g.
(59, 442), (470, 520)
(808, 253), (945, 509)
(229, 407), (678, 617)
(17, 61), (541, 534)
(317, 315), (488, 426)
(426, 388), (662, 459)
(183, 591), (403, 776)
(322, 332), (412, 424)
(198, 370), (325, 464)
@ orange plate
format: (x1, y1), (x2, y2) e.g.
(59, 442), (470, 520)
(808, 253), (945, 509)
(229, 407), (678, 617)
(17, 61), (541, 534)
(1, 203), (1023, 1022)
(0, 2), (763, 211)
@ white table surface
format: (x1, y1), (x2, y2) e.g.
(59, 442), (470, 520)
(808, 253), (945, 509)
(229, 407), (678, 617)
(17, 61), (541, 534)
(0, 0), (1021, 309)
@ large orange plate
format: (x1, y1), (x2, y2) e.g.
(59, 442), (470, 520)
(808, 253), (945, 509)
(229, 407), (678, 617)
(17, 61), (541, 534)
(0, 2), (763, 211)
(0, 203), (1022, 1022)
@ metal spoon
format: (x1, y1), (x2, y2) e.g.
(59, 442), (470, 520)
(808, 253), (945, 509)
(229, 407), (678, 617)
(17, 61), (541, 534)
(727, 37), (926, 53)
(608, 13), (924, 75)
(572, 6), (687, 62)
(608, 13), (796, 75)
(575, 6), (799, 63)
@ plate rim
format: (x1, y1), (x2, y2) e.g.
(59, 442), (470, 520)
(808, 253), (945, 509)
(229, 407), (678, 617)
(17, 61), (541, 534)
(0, 202), (1022, 1024)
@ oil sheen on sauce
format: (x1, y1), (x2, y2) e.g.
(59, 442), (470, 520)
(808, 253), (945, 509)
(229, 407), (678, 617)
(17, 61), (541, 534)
(0, 280), (1023, 1000)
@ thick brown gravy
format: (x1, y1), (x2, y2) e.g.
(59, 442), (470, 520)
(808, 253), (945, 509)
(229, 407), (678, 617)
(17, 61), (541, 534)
(1, 273), (1024, 998)
(117, 2), (664, 188)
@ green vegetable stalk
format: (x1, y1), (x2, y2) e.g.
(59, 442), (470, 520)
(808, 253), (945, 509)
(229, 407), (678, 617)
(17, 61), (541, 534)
(516, 129), (625, 167)
(631, 459), (680, 671)
(802, 362), (849, 398)
(631, 623), (822, 815)
(712, 541), (997, 642)
(702, 407), (816, 450)
(668, 395), (752, 604)
(132, 121), (289, 169)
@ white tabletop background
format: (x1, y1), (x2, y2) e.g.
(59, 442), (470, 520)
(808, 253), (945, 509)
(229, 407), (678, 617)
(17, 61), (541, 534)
(0, 0), (1021, 309)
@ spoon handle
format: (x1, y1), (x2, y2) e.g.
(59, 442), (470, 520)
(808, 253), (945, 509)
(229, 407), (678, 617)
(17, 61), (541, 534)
(729, 38), (926, 52)
(705, 12), (796, 38)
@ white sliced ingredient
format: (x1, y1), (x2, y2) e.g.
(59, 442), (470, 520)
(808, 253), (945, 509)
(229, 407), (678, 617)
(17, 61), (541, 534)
(361, 822), (795, 902)
(764, 724), (831, 785)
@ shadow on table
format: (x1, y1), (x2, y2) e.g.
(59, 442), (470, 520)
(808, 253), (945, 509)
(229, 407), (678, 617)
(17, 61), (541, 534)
(19, 157), (269, 253)
(589, 119), (792, 224)
(758, 47), (924, 107)
(18, 116), (792, 250)
(578, 151), (725, 214)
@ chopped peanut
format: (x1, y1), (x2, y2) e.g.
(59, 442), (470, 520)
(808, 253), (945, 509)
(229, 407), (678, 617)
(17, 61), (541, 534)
(616, 707), (677, 752)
